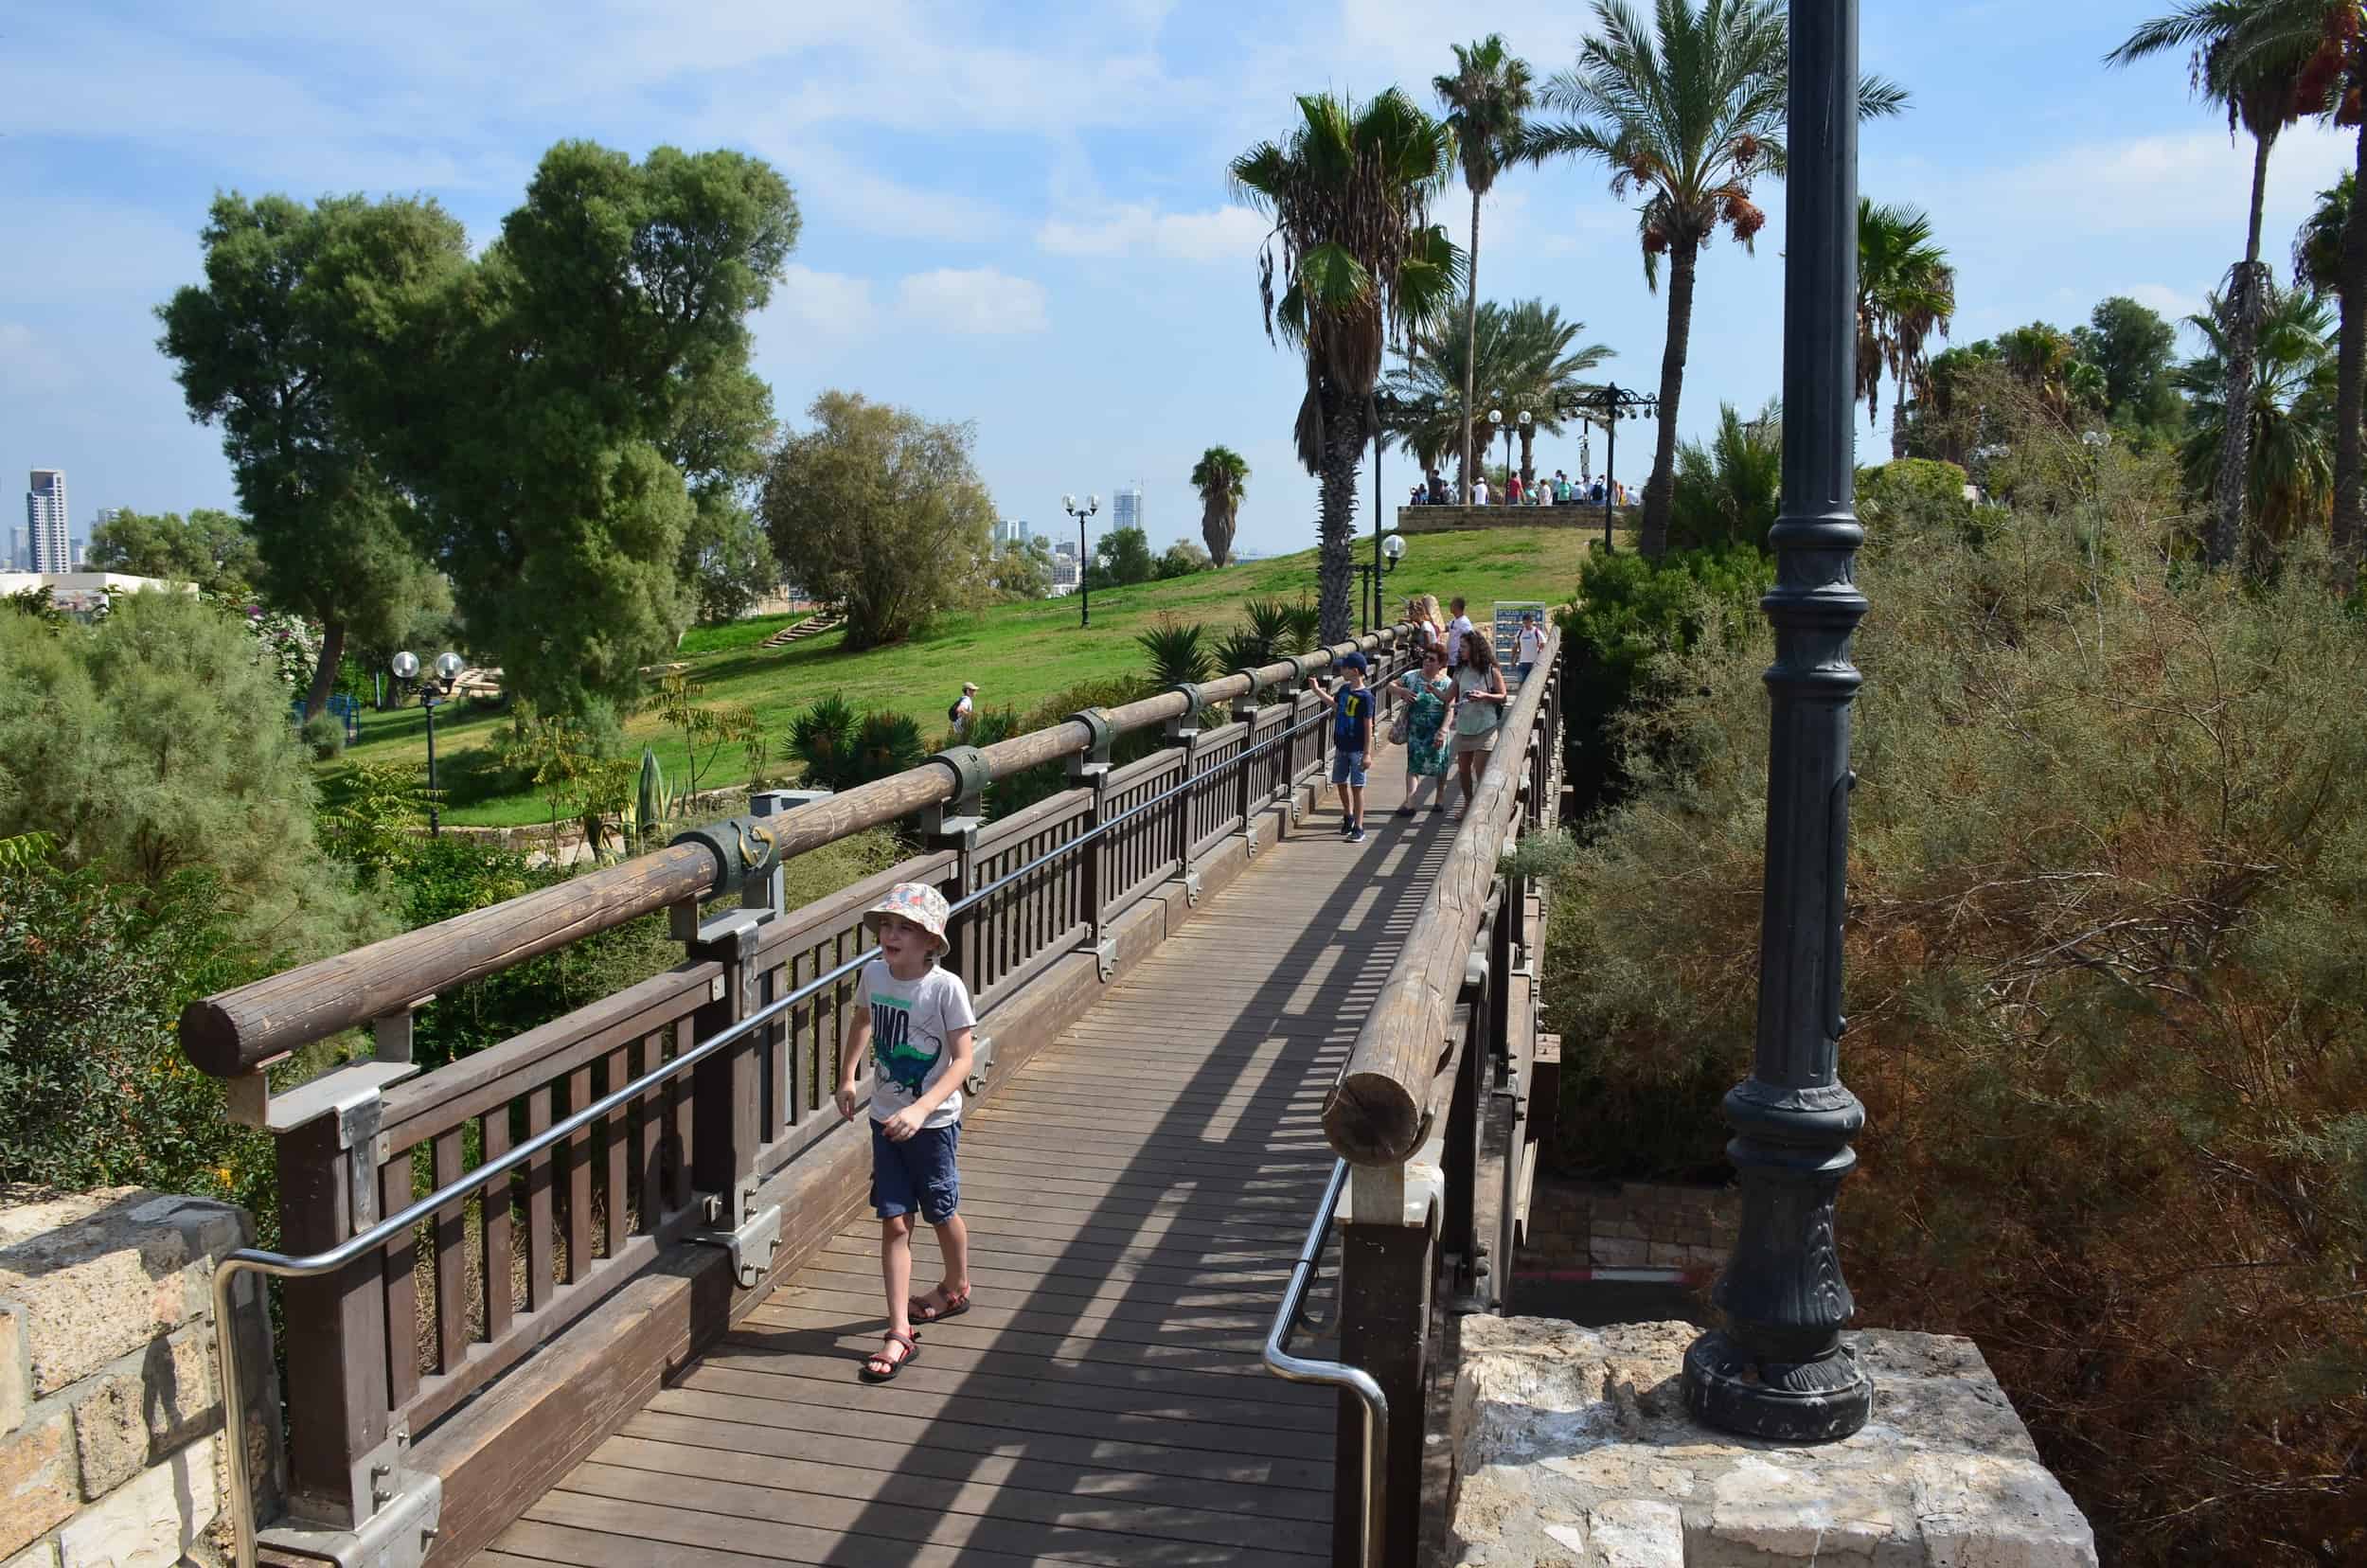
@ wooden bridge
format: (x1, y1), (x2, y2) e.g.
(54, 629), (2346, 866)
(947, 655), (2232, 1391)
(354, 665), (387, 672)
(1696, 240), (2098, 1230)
(182, 625), (1563, 1568)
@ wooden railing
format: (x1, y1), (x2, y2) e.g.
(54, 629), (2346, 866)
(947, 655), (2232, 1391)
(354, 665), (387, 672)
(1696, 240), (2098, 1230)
(1300, 627), (1565, 1568)
(185, 631), (1410, 1567)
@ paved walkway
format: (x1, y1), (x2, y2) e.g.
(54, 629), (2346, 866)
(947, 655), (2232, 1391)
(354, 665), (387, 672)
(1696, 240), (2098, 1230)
(479, 745), (1456, 1566)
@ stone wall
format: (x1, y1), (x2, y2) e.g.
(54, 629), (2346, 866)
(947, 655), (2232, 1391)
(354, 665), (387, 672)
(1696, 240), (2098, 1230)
(1396, 504), (1636, 536)
(1522, 1179), (1738, 1282)
(1446, 1317), (2097, 1566)
(0, 1187), (278, 1568)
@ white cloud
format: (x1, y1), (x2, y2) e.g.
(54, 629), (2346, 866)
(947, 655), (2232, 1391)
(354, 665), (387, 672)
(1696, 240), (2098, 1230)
(2123, 283), (2202, 325)
(893, 268), (1049, 334)
(764, 265), (877, 339)
(1956, 125), (2354, 241)
(1038, 203), (1266, 263)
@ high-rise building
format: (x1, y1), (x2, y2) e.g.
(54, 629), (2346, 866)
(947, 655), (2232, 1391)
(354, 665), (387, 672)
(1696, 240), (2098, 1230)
(1112, 483), (1143, 535)
(25, 471), (69, 573)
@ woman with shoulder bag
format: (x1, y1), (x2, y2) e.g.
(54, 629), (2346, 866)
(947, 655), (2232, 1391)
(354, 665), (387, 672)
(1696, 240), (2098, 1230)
(1388, 644), (1454, 817)
(1448, 629), (1509, 811)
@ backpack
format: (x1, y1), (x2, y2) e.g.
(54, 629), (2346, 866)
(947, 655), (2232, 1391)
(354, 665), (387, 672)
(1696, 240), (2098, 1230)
(948, 700), (966, 724)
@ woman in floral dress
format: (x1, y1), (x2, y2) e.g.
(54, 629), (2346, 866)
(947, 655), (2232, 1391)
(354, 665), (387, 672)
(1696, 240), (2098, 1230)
(1390, 644), (1454, 817)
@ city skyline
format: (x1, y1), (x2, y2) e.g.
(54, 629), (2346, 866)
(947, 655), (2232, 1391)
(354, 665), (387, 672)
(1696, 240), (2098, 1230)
(24, 470), (70, 574)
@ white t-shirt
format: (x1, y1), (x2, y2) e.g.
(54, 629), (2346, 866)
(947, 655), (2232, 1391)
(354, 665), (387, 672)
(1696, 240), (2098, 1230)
(862, 959), (977, 1129)
(1447, 614), (1476, 667)
(1471, 479), (1491, 506)
(1515, 626), (1545, 666)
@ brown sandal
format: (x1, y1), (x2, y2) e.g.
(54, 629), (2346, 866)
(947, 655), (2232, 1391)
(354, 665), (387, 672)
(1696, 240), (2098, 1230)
(908, 1285), (971, 1324)
(860, 1328), (919, 1381)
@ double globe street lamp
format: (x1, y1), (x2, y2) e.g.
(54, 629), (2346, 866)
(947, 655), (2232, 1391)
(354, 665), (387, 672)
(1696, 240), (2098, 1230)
(391, 649), (466, 836)
(1484, 399), (1530, 504)
(1352, 532), (1407, 635)
(1062, 492), (1100, 629)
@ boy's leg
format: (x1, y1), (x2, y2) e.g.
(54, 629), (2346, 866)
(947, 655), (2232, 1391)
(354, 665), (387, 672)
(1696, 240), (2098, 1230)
(931, 1213), (971, 1301)
(1347, 781), (1364, 828)
(880, 1215), (915, 1336)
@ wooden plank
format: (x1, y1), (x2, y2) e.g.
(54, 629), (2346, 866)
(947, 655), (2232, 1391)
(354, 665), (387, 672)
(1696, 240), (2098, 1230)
(432, 1128), (467, 1375)
(525, 1084), (555, 1311)
(601, 1047), (628, 1260)
(481, 1106), (513, 1344)
(563, 1064), (594, 1284)
(381, 1157), (418, 1413)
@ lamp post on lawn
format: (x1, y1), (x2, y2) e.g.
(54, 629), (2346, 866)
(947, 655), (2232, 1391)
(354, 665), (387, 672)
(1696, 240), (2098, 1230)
(392, 649), (466, 836)
(1680, 0), (1876, 1443)
(1516, 409), (1532, 497)
(1352, 533), (1407, 634)
(1062, 492), (1100, 629)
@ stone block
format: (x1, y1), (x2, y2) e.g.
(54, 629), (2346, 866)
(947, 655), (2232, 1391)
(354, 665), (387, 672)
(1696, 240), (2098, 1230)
(1590, 1236), (1649, 1267)
(1646, 1242), (1687, 1268)
(0, 1408), (76, 1558)
(56, 1438), (217, 1568)
(5, 1541), (60, 1568)
(70, 1323), (219, 1502)
(0, 1189), (250, 1399)
(0, 1303), (26, 1437)
(1446, 1318), (2097, 1568)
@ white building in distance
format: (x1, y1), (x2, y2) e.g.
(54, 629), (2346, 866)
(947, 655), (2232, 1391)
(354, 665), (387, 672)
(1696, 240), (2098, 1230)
(25, 470), (69, 574)
(1112, 483), (1143, 535)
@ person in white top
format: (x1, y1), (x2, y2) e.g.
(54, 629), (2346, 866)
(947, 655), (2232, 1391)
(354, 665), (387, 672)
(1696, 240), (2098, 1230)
(949, 682), (977, 737)
(1445, 597), (1477, 670)
(1513, 611), (1546, 682)
(1471, 474), (1491, 507)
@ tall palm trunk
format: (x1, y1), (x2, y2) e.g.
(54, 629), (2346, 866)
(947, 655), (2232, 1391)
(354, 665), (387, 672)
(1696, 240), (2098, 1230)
(1316, 394), (1365, 644)
(2335, 112), (2367, 584)
(1460, 187), (1483, 505)
(1519, 424), (1535, 490)
(1640, 237), (1700, 559)
(304, 618), (345, 721)
(1890, 397), (1909, 462)
(2209, 132), (2275, 568)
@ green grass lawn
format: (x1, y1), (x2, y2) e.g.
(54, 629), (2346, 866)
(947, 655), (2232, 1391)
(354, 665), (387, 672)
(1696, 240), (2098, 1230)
(326, 526), (1606, 826)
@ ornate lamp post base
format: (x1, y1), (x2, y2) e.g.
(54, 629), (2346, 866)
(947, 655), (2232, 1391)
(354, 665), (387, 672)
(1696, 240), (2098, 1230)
(1682, 1333), (1871, 1443)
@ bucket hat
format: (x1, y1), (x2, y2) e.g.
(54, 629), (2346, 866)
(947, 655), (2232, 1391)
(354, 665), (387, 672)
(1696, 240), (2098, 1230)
(863, 882), (951, 956)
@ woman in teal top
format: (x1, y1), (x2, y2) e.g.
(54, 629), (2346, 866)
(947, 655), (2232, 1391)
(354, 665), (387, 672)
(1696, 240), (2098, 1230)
(1391, 644), (1454, 816)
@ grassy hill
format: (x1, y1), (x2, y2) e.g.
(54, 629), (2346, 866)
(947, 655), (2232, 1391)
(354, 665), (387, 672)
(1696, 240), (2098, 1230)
(327, 525), (1601, 826)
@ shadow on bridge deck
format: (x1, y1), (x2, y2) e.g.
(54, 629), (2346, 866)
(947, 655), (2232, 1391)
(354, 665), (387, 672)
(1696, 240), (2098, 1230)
(482, 744), (1454, 1567)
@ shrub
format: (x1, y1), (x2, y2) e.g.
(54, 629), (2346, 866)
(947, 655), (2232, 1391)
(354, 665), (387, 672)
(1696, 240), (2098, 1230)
(1857, 457), (1976, 546)
(1542, 459), (2367, 1562)
(786, 694), (862, 790)
(299, 711), (347, 759)
(1667, 401), (1781, 554)
(982, 675), (1163, 818)
(1136, 615), (1216, 686)
(851, 710), (926, 784)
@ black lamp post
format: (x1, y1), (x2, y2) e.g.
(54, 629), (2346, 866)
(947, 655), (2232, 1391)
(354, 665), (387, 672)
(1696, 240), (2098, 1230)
(1062, 493), (1099, 629)
(1565, 383), (1658, 550)
(393, 650), (464, 837)
(1352, 534), (1407, 634)
(1681, 0), (1875, 1442)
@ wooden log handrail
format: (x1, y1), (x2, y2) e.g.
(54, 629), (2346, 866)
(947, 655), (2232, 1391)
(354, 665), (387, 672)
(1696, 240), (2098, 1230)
(182, 627), (1412, 1077)
(1322, 627), (1562, 1167)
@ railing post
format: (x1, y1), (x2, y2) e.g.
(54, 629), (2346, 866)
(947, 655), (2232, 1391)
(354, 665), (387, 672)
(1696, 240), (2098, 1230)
(1337, 1175), (1437, 1568)
(1441, 999), (1484, 1308)
(1233, 681), (1262, 857)
(1067, 708), (1115, 982)
(921, 746), (989, 988)
(1166, 686), (1202, 906)
(275, 1109), (394, 1529)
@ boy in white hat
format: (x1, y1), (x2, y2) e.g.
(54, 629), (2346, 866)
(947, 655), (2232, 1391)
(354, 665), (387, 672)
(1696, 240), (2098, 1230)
(834, 882), (977, 1381)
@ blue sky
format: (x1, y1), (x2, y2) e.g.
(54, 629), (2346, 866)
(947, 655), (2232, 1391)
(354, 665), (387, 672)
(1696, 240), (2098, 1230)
(3, 1), (2358, 561)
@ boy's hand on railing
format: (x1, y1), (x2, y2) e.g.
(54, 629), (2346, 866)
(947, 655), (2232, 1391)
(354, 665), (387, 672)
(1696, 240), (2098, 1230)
(835, 1079), (860, 1121)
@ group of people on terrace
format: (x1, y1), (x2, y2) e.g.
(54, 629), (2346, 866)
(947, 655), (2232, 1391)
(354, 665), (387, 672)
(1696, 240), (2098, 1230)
(1408, 469), (1628, 508)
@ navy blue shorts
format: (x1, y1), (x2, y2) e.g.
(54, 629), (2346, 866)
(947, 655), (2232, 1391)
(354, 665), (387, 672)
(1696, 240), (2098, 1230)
(1331, 748), (1368, 787)
(871, 1119), (961, 1223)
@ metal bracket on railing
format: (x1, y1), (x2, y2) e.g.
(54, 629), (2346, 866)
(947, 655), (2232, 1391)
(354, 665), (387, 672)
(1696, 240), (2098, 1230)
(1280, 654), (1310, 694)
(921, 745), (988, 838)
(693, 1191), (783, 1291)
(261, 1431), (440, 1568)
(1181, 869), (1202, 908)
(669, 812), (789, 906)
(1166, 684), (1203, 741)
(1091, 938), (1117, 983)
(1066, 707), (1114, 776)
(673, 901), (763, 952)
(964, 1033), (995, 1098)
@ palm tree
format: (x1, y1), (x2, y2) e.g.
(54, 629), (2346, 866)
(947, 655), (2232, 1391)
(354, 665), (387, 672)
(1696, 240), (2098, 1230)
(2293, 169), (2350, 293)
(1383, 298), (1614, 480)
(1232, 91), (1462, 643)
(1191, 446), (1250, 567)
(1523, 0), (1905, 557)
(2110, 2), (2323, 567)
(1434, 35), (1538, 504)
(1856, 199), (1956, 458)
(2178, 276), (2338, 561)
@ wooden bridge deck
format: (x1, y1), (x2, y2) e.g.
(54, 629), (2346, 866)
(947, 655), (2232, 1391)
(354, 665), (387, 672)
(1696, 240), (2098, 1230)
(478, 746), (1452, 1567)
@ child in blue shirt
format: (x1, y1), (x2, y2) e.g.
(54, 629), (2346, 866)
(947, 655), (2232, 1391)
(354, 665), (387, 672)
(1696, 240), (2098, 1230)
(1329, 652), (1377, 843)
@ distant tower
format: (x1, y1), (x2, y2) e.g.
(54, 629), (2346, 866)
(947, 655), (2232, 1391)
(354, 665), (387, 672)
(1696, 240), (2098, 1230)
(25, 471), (69, 573)
(1112, 482), (1144, 534)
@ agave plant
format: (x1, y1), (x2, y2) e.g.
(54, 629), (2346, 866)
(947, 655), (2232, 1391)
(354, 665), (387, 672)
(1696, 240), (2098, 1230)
(1214, 629), (1273, 675)
(1282, 597), (1324, 655)
(1136, 615), (1217, 687)
(787, 693), (862, 791)
(1241, 597), (1295, 655)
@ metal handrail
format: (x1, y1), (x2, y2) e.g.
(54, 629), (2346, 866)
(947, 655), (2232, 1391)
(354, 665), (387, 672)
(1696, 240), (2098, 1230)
(211, 684), (1375, 1568)
(1264, 1158), (1388, 1568)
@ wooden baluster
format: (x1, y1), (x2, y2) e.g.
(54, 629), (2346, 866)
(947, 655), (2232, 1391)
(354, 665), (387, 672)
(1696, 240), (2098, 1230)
(431, 1129), (466, 1373)
(603, 1046), (630, 1260)
(669, 1015), (696, 1215)
(635, 1032), (664, 1235)
(381, 1155), (418, 1415)
(275, 1113), (393, 1528)
(526, 1086), (555, 1308)
(1335, 1209), (1434, 1568)
(481, 1109), (513, 1342)
(688, 918), (759, 1235)
(565, 1064), (594, 1282)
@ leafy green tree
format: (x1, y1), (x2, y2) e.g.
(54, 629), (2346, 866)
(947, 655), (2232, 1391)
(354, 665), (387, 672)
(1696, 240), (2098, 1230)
(988, 537), (1055, 600)
(1157, 540), (1213, 579)
(1087, 525), (1158, 588)
(156, 193), (454, 719)
(1668, 401), (1781, 553)
(2074, 295), (2186, 437)
(346, 143), (799, 714)
(1856, 200), (1955, 457)
(1232, 91), (1462, 643)
(0, 591), (383, 956)
(1434, 35), (1539, 500)
(1524, 0), (1905, 556)
(2178, 276), (2337, 557)
(2110, 2), (2325, 566)
(760, 391), (994, 649)
(680, 496), (780, 627)
(1190, 446), (1250, 566)
(1386, 298), (1614, 476)
(86, 508), (263, 597)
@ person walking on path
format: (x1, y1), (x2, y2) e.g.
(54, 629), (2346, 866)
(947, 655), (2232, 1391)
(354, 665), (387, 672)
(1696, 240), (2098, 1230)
(1328, 651), (1378, 843)
(834, 882), (978, 1382)
(1445, 597), (1477, 672)
(1448, 629), (1510, 810)
(1390, 644), (1454, 817)
(1513, 611), (1545, 684)
(948, 682), (977, 738)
